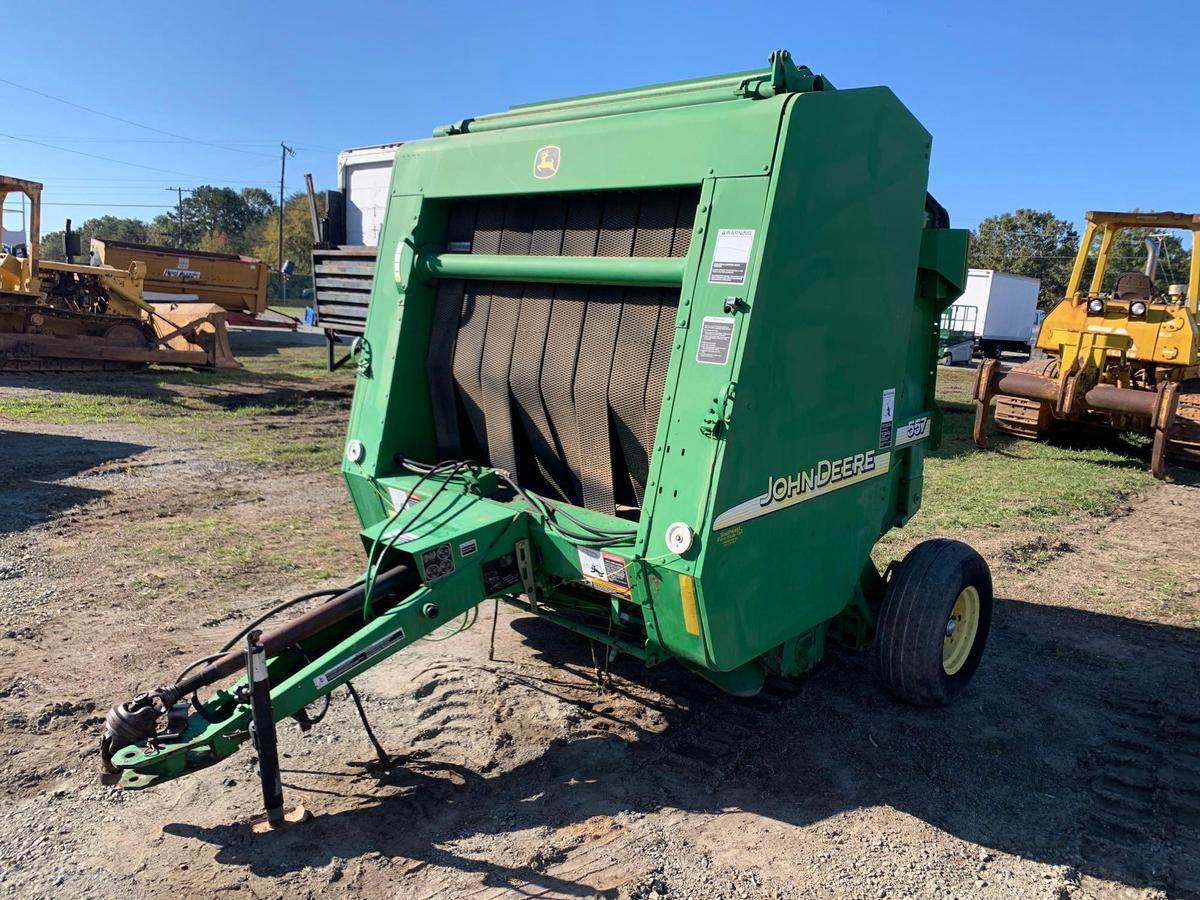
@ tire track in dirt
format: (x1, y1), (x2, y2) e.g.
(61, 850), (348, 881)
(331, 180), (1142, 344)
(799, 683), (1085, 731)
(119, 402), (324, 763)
(1078, 678), (1200, 895)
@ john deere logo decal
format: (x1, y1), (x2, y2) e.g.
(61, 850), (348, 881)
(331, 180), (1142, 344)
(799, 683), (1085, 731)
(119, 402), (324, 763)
(533, 145), (560, 179)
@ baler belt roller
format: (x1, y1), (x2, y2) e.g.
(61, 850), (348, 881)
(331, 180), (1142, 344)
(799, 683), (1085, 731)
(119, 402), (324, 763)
(425, 188), (698, 516)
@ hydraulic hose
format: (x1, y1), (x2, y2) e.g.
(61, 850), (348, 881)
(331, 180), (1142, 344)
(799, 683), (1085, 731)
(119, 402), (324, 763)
(173, 562), (419, 699)
(100, 562), (420, 782)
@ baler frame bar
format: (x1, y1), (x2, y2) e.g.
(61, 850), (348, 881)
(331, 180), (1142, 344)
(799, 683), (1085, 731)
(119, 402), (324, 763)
(435, 49), (827, 136)
(417, 251), (686, 288)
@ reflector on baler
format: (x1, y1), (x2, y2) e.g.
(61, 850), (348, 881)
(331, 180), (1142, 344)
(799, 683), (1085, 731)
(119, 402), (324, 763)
(101, 53), (993, 815)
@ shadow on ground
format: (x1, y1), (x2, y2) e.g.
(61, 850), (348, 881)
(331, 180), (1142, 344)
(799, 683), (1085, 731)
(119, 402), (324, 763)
(0, 430), (149, 533)
(166, 596), (1200, 898)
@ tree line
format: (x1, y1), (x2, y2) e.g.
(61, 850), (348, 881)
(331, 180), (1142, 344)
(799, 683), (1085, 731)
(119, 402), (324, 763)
(968, 209), (1193, 309)
(37, 191), (1193, 312)
(40, 185), (324, 299)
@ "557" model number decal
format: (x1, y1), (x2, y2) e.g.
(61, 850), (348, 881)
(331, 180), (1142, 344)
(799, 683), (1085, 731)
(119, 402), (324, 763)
(896, 415), (932, 447)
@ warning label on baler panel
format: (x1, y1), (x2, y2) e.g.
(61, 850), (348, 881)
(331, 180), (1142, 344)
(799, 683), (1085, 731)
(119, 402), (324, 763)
(708, 229), (755, 284)
(386, 487), (422, 512)
(879, 388), (896, 448)
(696, 316), (735, 365)
(577, 547), (631, 595)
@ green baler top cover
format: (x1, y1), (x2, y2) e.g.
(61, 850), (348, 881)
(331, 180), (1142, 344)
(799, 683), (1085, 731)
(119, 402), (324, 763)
(341, 50), (967, 682)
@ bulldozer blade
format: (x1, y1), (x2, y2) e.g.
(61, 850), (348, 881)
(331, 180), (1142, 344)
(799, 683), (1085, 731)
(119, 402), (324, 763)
(150, 302), (241, 369)
(972, 357), (1001, 447)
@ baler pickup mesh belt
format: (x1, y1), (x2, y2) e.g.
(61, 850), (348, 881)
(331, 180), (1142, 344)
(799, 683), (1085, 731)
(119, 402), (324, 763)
(427, 187), (698, 516)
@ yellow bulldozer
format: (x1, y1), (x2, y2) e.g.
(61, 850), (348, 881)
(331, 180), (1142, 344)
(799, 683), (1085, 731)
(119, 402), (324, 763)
(973, 210), (1199, 477)
(0, 176), (238, 372)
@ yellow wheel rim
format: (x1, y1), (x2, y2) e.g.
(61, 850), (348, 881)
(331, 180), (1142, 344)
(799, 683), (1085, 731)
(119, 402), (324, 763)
(942, 586), (980, 676)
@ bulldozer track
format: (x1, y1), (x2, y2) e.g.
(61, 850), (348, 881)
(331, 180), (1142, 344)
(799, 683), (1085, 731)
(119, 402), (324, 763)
(1167, 378), (1200, 464)
(994, 357), (1059, 438)
(401, 655), (807, 786)
(0, 303), (153, 373)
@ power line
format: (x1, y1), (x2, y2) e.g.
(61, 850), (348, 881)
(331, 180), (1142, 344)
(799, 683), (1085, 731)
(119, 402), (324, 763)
(39, 202), (175, 208)
(1, 134), (261, 182)
(8, 137), (338, 153)
(33, 176), (277, 185)
(0, 77), (275, 158)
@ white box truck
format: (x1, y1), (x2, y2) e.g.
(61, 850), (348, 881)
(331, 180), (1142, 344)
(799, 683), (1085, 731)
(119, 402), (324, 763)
(951, 269), (1041, 358)
(308, 143), (400, 369)
(337, 144), (399, 247)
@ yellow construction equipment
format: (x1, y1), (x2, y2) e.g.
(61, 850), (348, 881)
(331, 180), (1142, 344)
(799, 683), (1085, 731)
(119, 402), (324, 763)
(91, 238), (269, 317)
(0, 176), (238, 372)
(973, 210), (1200, 477)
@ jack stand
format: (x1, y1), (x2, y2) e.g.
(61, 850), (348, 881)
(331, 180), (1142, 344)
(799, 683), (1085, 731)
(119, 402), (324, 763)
(245, 630), (310, 832)
(346, 681), (394, 771)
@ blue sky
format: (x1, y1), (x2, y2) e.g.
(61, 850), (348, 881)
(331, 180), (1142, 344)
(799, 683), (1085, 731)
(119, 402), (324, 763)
(3, 0), (1197, 238)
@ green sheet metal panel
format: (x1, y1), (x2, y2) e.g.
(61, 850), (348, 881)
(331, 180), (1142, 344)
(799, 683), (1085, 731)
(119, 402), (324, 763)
(646, 87), (939, 671)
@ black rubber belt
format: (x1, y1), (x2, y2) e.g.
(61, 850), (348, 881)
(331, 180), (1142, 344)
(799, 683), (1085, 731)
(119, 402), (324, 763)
(609, 191), (679, 502)
(643, 191), (699, 458)
(539, 195), (602, 505)
(429, 186), (701, 516)
(574, 193), (637, 516)
(478, 200), (534, 475)
(509, 196), (573, 498)
(427, 200), (478, 458)
(452, 199), (506, 456)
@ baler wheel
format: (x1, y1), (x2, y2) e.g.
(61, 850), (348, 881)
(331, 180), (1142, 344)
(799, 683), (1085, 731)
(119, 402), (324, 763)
(876, 539), (993, 706)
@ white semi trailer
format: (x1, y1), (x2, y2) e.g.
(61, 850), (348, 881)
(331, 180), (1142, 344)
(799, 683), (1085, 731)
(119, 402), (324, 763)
(951, 269), (1041, 358)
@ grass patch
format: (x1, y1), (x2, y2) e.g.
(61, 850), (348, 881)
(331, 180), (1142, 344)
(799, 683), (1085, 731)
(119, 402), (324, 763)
(108, 511), (349, 595)
(211, 429), (344, 471)
(0, 343), (352, 472)
(268, 304), (309, 321)
(884, 367), (1158, 544)
(1000, 537), (1076, 573)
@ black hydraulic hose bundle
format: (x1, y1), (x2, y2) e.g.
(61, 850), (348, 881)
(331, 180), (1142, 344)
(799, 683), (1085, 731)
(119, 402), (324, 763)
(99, 563), (419, 782)
(172, 564), (419, 700)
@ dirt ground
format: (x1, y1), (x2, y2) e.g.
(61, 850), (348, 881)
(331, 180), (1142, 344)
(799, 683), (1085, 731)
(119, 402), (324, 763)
(1, 351), (1198, 900)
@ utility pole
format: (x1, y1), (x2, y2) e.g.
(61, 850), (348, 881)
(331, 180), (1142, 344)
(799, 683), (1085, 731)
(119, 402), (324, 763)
(278, 142), (295, 300)
(165, 186), (192, 248)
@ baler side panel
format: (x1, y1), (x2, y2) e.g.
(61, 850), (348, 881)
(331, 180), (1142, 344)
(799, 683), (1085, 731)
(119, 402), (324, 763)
(342, 190), (447, 526)
(638, 176), (772, 667)
(688, 88), (935, 671)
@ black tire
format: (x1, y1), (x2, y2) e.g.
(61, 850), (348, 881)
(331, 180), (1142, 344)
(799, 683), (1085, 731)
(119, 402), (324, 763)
(940, 352), (953, 367)
(876, 538), (992, 706)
